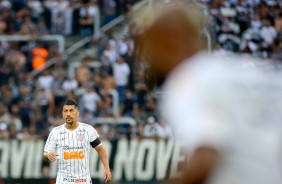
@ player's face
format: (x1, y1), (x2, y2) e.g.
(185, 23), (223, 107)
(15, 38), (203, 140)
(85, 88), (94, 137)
(62, 105), (79, 124)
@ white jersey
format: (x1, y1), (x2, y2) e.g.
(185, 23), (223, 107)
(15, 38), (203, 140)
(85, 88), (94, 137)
(161, 52), (282, 184)
(44, 122), (101, 184)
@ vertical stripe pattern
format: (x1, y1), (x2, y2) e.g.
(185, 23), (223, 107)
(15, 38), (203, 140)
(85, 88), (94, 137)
(43, 122), (99, 184)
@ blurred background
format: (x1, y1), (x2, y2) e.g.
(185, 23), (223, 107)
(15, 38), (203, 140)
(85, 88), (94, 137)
(0, 0), (281, 183)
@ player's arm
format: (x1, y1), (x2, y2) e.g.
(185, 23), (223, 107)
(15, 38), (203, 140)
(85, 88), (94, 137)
(91, 139), (112, 183)
(89, 126), (112, 183)
(43, 130), (57, 162)
(173, 146), (219, 184)
(43, 152), (48, 161)
(94, 144), (110, 171)
(43, 151), (57, 162)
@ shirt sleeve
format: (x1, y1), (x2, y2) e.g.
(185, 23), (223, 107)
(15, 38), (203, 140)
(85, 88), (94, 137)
(88, 126), (100, 142)
(161, 63), (226, 154)
(44, 129), (57, 153)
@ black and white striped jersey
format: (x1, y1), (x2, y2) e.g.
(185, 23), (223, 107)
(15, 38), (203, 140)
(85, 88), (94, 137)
(44, 122), (101, 184)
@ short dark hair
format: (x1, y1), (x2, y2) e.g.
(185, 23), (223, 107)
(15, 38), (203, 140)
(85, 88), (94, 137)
(64, 99), (78, 108)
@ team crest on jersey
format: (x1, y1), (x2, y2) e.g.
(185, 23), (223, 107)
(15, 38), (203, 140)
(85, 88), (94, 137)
(76, 133), (85, 141)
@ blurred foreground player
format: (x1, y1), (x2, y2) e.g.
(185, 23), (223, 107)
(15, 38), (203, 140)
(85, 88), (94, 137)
(43, 99), (112, 184)
(131, 1), (282, 184)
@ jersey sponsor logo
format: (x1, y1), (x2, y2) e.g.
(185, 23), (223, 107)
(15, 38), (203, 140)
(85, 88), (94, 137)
(63, 146), (84, 150)
(63, 150), (85, 160)
(63, 178), (87, 183)
(77, 133), (85, 142)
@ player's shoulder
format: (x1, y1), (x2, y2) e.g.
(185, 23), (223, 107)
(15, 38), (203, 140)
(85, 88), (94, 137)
(50, 124), (65, 134)
(79, 122), (95, 131)
(79, 122), (99, 137)
(165, 52), (216, 84)
(166, 51), (267, 87)
(79, 122), (91, 127)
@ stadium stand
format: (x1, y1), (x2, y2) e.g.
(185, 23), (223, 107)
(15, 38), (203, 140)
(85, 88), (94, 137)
(0, 0), (282, 182)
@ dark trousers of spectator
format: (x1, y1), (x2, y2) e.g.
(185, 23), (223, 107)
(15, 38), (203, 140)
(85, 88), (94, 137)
(80, 27), (93, 37)
(104, 15), (116, 25)
(80, 27), (93, 48)
(117, 85), (126, 103)
(19, 109), (32, 127)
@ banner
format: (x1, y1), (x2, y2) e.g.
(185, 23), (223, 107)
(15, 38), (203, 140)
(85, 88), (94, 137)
(0, 139), (186, 181)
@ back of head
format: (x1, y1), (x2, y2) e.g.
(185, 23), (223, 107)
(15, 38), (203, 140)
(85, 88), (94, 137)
(130, 0), (208, 88)
(131, 0), (207, 36)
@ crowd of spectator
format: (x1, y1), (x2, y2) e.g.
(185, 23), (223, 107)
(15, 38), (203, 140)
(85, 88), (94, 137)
(0, 0), (155, 143)
(0, 0), (138, 36)
(1, 0), (282, 145)
(205, 0), (282, 60)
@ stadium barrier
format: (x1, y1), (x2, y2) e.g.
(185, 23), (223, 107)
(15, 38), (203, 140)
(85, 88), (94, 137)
(0, 139), (185, 182)
(0, 179), (162, 184)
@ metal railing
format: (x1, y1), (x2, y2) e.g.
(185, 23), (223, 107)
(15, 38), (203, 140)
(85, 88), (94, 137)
(0, 35), (65, 53)
(95, 117), (136, 126)
(31, 5), (102, 77)
(100, 0), (150, 34)
(30, 0), (158, 77)
(0, 35), (66, 76)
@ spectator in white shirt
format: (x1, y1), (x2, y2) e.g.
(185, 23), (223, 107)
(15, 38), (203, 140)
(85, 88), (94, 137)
(62, 76), (78, 92)
(260, 20), (277, 46)
(251, 14), (262, 29)
(80, 85), (101, 115)
(113, 56), (130, 102)
(0, 0), (11, 10)
(36, 70), (54, 91)
(143, 116), (162, 140)
(102, 42), (118, 65)
(158, 119), (173, 140)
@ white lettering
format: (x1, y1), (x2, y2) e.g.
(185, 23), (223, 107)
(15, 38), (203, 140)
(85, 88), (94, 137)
(156, 140), (174, 180)
(24, 141), (34, 178)
(114, 139), (138, 181)
(11, 140), (29, 178)
(49, 160), (58, 178)
(24, 141), (44, 178)
(34, 141), (45, 178)
(1, 139), (183, 180)
(0, 141), (9, 177)
(170, 142), (186, 178)
(135, 140), (156, 180)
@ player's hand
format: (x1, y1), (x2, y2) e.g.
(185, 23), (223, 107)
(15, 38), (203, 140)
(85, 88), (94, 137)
(47, 152), (57, 162)
(104, 169), (112, 183)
